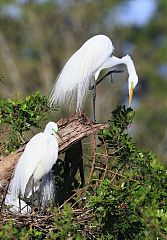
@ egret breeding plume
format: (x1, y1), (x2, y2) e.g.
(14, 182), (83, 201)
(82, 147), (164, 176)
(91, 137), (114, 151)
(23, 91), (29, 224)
(50, 34), (138, 122)
(5, 121), (61, 212)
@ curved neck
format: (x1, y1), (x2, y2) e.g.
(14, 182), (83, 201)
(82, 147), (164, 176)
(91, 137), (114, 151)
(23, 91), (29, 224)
(96, 55), (137, 79)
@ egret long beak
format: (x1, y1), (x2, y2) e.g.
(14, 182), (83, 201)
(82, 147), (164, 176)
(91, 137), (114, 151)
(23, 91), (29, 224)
(52, 128), (63, 141)
(129, 87), (134, 107)
(55, 132), (63, 141)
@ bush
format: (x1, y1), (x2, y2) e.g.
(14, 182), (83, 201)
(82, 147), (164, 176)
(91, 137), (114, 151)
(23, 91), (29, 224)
(0, 102), (166, 239)
(0, 91), (52, 154)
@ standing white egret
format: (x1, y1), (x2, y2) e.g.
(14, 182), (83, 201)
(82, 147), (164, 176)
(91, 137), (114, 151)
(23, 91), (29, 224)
(50, 34), (138, 122)
(5, 122), (61, 212)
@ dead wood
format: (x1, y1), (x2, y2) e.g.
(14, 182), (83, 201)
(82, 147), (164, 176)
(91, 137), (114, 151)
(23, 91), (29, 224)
(0, 113), (108, 195)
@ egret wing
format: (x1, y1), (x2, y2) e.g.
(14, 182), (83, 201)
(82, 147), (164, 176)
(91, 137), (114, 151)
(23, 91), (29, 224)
(34, 135), (58, 205)
(32, 134), (58, 183)
(50, 35), (114, 111)
(9, 132), (48, 197)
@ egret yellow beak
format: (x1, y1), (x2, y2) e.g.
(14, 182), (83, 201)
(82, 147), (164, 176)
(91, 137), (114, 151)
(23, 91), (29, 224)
(52, 128), (63, 141)
(129, 83), (134, 107)
(55, 132), (63, 141)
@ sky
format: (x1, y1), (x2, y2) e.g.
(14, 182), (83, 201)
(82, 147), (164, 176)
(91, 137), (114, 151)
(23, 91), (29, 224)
(1, 0), (157, 27)
(111, 0), (157, 27)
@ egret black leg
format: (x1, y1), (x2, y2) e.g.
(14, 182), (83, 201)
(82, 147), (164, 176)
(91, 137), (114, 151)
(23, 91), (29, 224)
(92, 79), (96, 123)
(38, 192), (41, 214)
(89, 70), (123, 122)
(19, 195), (21, 213)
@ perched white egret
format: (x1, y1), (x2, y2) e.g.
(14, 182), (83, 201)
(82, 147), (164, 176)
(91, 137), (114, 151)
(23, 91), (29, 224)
(5, 122), (61, 212)
(50, 34), (138, 122)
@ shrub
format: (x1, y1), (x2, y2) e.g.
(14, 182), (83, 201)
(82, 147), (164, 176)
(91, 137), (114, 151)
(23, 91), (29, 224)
(0, 91), (52, 154)
(0, 102), (166, 239)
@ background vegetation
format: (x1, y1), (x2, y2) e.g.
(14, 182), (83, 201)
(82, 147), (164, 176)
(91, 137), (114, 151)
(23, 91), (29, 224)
(0, 0), (167, 162)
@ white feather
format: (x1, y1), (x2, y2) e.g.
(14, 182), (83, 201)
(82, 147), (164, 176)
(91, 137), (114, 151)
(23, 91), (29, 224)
(40, 171), (55, 207)
(50, 35), (114, 111)
(50, 34), (138, 111)
(7, 122), (59, 200)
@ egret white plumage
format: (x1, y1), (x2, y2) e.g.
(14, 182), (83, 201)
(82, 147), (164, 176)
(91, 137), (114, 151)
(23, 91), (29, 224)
(50, 34), (138, 122)
(5, 122), (61, 212)
(39, 171), (55, 207)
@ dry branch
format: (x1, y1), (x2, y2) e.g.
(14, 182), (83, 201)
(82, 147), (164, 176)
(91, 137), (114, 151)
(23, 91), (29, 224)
(0, 113), (108, 195)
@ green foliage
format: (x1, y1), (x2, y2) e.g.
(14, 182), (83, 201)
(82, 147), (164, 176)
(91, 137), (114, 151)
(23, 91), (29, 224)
(0, 221), (44, 240)
(0, 106), (167, 239)
(86, 106), (167, 239)
(0, 91), (51, 154)
(0, 221), (19, 240)
(49, 204), (83, 240)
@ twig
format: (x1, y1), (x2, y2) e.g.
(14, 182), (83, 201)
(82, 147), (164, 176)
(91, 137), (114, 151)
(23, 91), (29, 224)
(57, 185), (91, 212)
(102, 135), (109, 180)
(94, 166), (142, 183)
(0, 176), (12, 215)
(87, 132), (97, 184)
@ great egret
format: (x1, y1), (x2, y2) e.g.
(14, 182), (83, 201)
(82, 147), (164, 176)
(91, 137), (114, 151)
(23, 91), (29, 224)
(50, 34), (138, 122)
(5, 121), (61, 212)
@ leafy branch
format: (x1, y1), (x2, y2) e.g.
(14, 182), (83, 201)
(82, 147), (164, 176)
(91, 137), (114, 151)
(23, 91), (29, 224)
(0, 91), (55, 154)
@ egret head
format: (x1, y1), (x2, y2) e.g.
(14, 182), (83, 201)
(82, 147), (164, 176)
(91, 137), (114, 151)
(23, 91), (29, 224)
(44, 122), (61, 140)
(128, 72), (138, 107)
